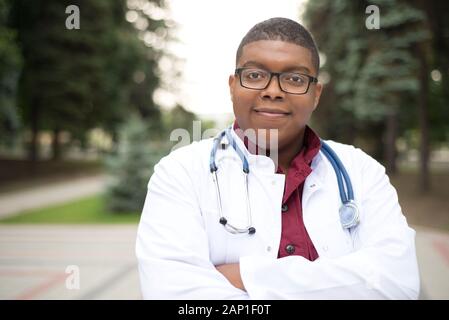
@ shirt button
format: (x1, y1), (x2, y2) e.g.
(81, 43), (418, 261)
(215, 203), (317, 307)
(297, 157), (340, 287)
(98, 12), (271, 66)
(266, 246), (272, 252)
(281, 204), (288, 213)
(285, 244), (295, 255)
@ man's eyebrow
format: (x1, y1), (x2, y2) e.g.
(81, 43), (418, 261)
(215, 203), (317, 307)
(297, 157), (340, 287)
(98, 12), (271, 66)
(241, 61), (266, 69)
(240, 61), (312, 74)
(284, 65), (312, 74)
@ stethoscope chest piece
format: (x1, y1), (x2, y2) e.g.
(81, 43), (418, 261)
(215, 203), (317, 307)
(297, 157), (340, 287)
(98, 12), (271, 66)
(339, 200), (360, 229)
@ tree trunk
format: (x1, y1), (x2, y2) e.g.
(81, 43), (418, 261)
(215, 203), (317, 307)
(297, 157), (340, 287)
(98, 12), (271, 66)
(417, 45), (430, 192)
(52, 127), (61, 160)
(384, 111), (398, 175)
(29, 103), (39, 162)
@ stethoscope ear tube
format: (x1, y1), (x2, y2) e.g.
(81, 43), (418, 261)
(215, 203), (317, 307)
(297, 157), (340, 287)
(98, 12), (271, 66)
(211, 128), (256, 235)
(321, 140), (354, 200)
(320, 145), (348, 203)
(209, 131), (226, 173)
(320, 140), (359, 230)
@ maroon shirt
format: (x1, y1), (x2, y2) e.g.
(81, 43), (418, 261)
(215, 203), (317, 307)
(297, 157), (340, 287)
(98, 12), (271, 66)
(233, 122), (321, 261)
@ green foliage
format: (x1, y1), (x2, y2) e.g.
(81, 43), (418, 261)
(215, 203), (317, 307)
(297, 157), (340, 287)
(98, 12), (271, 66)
(163, 104), (197, 135)
(303, 0), (440, 158)
(12, 1), (110, 134)
(429, 80), (449, 145)
(0, 0), (21, 145)
(307, 0), (425, 120)
(7, 0), (172, 157)
(105, 115), (171, 213)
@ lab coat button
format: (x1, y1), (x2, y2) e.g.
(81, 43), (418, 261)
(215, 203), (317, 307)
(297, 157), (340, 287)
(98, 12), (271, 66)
(266, 246), (272, 252)
(322, 245), (329, 251)
(281, 204), (288, 212)
(285, 244), (295, 254)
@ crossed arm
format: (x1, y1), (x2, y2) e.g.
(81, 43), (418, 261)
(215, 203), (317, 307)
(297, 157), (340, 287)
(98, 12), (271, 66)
(216, 263), (246, 291)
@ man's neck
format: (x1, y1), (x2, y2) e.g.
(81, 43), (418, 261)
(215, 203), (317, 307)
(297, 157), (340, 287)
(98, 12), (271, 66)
(277, 130), (306, 174)
(233, 121), (307, 173)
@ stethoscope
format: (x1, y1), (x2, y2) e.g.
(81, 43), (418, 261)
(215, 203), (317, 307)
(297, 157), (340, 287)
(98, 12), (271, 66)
(209, 127), (360, 235)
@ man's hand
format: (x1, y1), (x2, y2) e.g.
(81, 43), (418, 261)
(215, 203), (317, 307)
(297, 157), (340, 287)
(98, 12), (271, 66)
(215, 263), (246, 291)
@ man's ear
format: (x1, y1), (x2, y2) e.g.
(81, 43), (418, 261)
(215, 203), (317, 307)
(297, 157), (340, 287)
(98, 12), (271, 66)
(312, 82), (323, 111)
(229, 74), (235, 102)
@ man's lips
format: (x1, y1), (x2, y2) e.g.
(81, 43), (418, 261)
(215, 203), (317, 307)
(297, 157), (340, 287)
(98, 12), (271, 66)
(253, 107), (291, 118)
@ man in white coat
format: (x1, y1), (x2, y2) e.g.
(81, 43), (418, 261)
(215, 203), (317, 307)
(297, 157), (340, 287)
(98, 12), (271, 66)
(136, 17), (420, 299)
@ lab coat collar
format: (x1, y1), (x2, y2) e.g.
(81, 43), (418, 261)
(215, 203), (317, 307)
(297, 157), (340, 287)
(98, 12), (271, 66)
(308, 150), (327, 187)
(228, 126), (276, 173)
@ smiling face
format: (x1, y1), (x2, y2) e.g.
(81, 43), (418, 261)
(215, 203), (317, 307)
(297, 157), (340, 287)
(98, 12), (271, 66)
(229, 40), (322, 151)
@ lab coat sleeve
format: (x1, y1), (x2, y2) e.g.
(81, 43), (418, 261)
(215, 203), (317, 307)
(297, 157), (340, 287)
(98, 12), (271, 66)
(136, 152), (250, 299)
(239, 150), (420, 299)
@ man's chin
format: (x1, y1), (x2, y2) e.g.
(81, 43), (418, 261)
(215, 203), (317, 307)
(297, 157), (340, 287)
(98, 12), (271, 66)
(245, 128), (281, 149)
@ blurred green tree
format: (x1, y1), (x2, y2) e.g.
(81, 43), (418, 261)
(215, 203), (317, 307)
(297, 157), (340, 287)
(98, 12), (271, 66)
(305, 0), (426, 172)
(165, 104), (197, 132)
(105, 114), (171, 213)
(410, 0), (449, 190)
(8, 0), (170, 160)
(0, 0), (21, 148)
(304, 0), (448, 190)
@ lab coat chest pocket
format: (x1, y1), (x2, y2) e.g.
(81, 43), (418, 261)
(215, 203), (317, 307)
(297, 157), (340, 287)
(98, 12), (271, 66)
(219, 171), (281, 264)
(224, 232), (262, 264)
(304, 188), (355, 258)
(201, 207), (262, 265)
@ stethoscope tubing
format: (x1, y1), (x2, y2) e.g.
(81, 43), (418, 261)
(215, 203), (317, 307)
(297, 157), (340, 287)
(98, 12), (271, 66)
(210, 127), (359, 234)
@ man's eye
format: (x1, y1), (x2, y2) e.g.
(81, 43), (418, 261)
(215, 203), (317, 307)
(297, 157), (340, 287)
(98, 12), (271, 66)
(247, 72), (264, 79)
(248, 73), (260, 79)
(285, 74), (306, 85)
(244, 70), (267, 80)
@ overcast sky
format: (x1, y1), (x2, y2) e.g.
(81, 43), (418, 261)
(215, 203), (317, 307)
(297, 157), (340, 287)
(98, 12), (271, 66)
(154, 0), (307, 122)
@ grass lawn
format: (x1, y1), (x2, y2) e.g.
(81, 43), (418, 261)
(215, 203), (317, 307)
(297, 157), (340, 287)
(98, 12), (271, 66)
(0, 194), (141, 224)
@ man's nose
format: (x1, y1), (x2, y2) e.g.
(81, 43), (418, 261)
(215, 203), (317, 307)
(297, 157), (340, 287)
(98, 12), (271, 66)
(261, 75), (285, 100)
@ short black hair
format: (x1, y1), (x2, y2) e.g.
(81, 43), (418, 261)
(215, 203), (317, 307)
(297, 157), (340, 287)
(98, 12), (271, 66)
(236, 17), (320, 74)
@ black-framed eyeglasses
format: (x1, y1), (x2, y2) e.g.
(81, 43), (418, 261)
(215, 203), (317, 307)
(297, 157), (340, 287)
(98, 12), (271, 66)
(235, 67), (318, 95)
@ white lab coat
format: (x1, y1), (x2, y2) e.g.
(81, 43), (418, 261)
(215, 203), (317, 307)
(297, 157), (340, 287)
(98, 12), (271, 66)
(136, 128), (420, 299)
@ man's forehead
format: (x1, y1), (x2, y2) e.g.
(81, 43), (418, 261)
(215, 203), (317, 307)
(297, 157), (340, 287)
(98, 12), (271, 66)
(238, 40), (315, 73)
(241, 60), (312, 74)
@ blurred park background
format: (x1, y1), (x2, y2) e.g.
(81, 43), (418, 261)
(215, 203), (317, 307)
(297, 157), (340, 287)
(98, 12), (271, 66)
(0, 0), (448, 299)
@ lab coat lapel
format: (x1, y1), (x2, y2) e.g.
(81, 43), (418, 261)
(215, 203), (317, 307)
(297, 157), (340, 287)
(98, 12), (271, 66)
(302, 151), (326, 206)
(302, 150), (354, 257)
(221, 128), (285, 258)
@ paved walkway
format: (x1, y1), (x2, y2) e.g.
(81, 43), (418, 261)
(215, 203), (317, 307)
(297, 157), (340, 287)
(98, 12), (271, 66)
(0, 224), (140, 300)
(0, 175), (107, 219)
(0, 224), (447, 299)
(415, 226), (449, 299)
